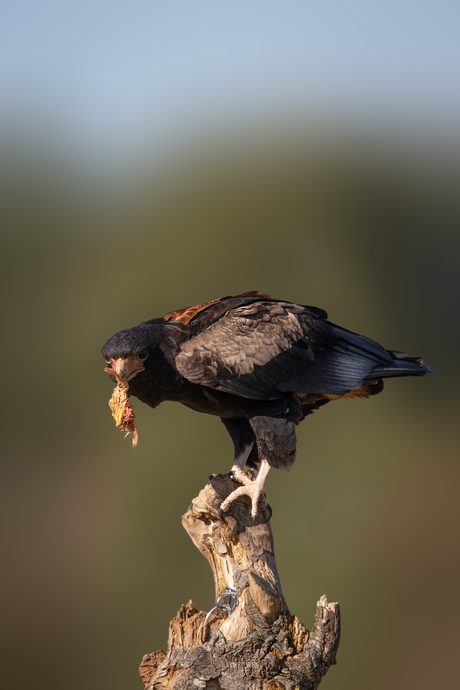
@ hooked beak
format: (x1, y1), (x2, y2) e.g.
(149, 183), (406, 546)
(104, 355), (145, 382)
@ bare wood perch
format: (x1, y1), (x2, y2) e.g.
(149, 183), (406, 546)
(140, 474), (340, 689)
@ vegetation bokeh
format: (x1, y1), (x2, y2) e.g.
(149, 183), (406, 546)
(2, 120), (459, 690)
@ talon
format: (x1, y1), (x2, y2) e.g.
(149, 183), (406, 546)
(221, 484), (264, 518)
(221, 459), (271, 519)
(265, 503), (273, 522)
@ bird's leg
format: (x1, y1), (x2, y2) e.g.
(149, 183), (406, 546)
(221, 458), (271, 519)
(228, 444), (254, 483)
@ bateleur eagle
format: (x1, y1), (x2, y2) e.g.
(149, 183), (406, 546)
(102, 291), (434, 517)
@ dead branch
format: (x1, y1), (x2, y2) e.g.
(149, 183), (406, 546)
(140, 473), (340, 690)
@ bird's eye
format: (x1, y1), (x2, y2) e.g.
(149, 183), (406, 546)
(137, 350), (148, 361)
(104, 356), (111, 364)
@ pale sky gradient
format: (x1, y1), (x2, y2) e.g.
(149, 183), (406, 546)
(1, 1), (459, 158)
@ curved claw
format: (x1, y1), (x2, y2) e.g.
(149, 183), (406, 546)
(220, 482), (265, 519)
(261, 502), (273, 524)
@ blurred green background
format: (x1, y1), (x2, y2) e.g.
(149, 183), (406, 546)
(1, 3), (459, 689)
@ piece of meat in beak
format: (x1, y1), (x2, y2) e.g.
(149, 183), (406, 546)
(104, 355), (145, 448)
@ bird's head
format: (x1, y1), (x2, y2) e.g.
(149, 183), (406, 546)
(101, 323), (164, 383)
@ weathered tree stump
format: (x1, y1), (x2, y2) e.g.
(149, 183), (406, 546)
(140, 473), (340, 689)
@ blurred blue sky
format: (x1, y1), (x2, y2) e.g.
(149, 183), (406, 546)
(1, 1), (459, 158)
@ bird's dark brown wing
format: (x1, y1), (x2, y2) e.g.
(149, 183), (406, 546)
(175, 300), (396, 399)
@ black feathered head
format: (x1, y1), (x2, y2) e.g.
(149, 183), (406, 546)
(101, 322), (165, 381)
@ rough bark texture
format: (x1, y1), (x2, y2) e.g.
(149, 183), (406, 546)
(140, 473), (340, 689)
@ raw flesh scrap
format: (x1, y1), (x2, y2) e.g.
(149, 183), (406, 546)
(108, 378), (138, 448)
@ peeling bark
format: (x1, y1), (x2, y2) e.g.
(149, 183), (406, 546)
(140, 474), (340, 689)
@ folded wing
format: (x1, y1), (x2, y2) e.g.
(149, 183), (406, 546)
(175, 300), (426, 400)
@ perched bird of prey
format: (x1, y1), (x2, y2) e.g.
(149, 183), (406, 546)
(102, 291), (433, 517)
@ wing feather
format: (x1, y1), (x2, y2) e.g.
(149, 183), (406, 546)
(175, 300), (396, 399)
